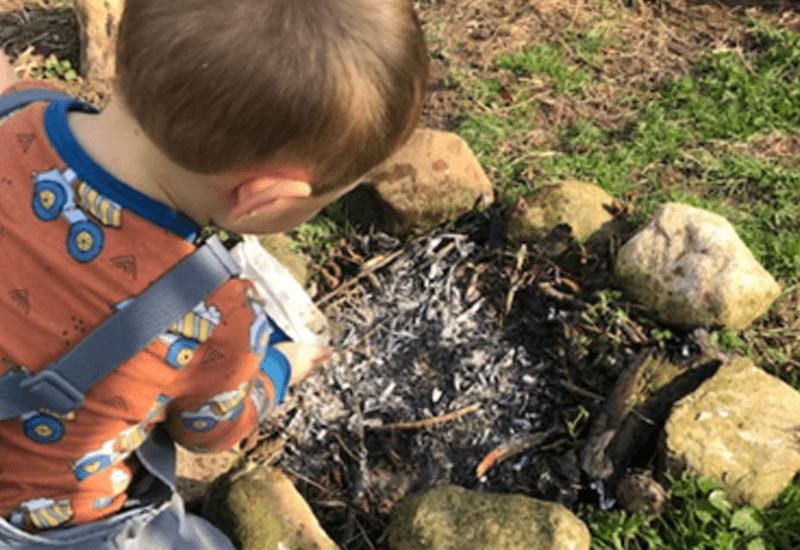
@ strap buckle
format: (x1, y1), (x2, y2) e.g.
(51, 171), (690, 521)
(18, 370), (84, 414)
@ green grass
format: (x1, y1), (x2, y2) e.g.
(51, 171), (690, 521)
(586, 472), (800, 550)
(496, 43), (593, 94)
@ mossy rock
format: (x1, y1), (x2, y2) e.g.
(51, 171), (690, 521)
(203, 464), (339, 550)
(389, 485), (589, 550)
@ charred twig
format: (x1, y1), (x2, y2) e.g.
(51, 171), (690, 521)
(282, 465), (330, 495)
(560, 379), (605, 402)
(475, 432), (549, 478)
(355, 519), (377, 550)
(538, 281), (585, 304)
(368, 403), (480, 431)
(315, 247), (406, 305)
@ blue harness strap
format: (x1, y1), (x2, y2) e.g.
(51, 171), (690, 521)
(0, 236), (241, 418)
(0, 236), (240, 418)
(0, 88), (73, 117)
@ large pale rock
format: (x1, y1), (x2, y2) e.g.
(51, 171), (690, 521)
(342, 128), (494, 235)
(204, 464), (339, 550)
(73, 0), (124, 83)
(175, 445), (239, 505)
(389, 485), (589, 550)
(615, 203), (781, 330)
(257, 232), (309, 287)
(663, 357), (800, 508)
(506, 180), (623, 246)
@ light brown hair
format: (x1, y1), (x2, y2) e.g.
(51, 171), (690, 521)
(116, 0), (428, 194)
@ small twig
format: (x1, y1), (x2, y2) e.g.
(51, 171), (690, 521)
(333, 432), (362, 463)
(560, 379), (605, 402)
(356, 519), (377, 550)
(630, 407), (656, 426)
(368, 403), (480, 431)
(282, 465), (329, 495)
(475, 432), (548, 478)
(315, 247), (406, 305)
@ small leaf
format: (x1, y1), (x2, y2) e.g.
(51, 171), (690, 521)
(694, 508), (714, 525)
(730, 507), (763, 536)
(708, 489), (732, 512)
(696, 476), (718, 493)
(64, 69), (77, 81)
(746, 538), (767, 550)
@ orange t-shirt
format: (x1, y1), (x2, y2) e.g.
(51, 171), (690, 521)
(0, 84), (286, 532)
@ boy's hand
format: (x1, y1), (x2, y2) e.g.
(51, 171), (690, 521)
(273, 342), (332, 386)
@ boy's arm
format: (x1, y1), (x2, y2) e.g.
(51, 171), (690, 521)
(163, 342), (330, 453)
(1, 50), (19, 90)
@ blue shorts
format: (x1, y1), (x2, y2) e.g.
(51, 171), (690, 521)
(0, 429), (234, 550)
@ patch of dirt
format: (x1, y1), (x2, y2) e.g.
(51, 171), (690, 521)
(1, 0), (112, 105)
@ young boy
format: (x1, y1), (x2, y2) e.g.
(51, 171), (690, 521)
(0, 0), (428, 548)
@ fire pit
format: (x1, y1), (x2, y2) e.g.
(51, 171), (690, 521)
(257, 207), (702, 549)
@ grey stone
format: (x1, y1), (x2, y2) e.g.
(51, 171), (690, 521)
(615, 203), (781, 330)
(505, 180), (625, 247)
(389, 485), (589, 550)
(203, 464), (340, 550)
(257, 232), (309, 287)
(343, 128), (494, 235)
(663, 356), (800, 508)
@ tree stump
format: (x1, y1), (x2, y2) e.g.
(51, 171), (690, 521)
(73, 0), (124, 84)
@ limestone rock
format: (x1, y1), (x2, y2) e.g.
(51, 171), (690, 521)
(73, 0), (124, 84)
(175, 445), (239, 506)
(203, 464), (339, 550)
(388, 485), (589, 550)
(257, 232), (309, 287)
(615, 203), (781, 330)
(342, 128), (494, 235)
(663, 356), (800, 508)
(505, 180), (624, 246)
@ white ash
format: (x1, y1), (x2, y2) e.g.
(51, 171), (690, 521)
(265, 214), (589, 531)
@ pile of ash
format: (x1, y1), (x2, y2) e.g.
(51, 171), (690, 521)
(258, 209), (670, 548)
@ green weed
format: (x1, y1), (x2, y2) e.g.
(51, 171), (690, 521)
(495, 43), (592, 95)
(587, 472), (800, 550)
(290, 202), (351, 265)
(658, 23), (800, 141)
(37, 54), (77, 82)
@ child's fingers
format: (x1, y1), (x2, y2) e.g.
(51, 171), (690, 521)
(273, 342), (332, 385)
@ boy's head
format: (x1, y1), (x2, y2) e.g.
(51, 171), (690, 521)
(115, 0), (429, 201)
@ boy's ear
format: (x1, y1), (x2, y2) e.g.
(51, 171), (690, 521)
(230, 177), (313, 222)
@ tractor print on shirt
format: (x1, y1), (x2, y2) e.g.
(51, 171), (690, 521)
(19, 409), (76, 445)
(245, 289), (274, 355)
(163, 302), (222, 369)
(70, 395), (167, 481)
(249, 377), (271, 424)
(114, 299), (221, 370)
(31, 168), (122, 262)
(8, 497), (74, 531)
(71, 422), (148, 481)
(179, 380), (249, 432)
